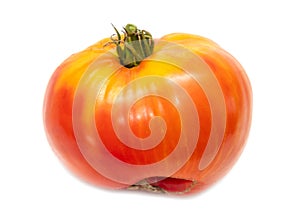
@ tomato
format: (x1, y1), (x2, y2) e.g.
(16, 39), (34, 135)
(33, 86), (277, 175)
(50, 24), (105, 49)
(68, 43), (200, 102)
(43, 24), (252, 195)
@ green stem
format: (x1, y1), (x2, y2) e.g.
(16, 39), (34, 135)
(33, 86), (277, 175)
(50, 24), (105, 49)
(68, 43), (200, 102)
(110, 24), (154, 68)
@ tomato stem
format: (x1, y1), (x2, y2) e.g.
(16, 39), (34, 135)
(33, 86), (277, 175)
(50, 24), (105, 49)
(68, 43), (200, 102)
(109, 24), (154, 68)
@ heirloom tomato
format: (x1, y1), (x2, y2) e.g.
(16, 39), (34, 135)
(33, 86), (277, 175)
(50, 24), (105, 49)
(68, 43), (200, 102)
(43, 24), (252, 195)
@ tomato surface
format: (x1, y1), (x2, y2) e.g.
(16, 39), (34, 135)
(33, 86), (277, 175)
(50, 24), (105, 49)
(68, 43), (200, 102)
(44, 25), (252, 195)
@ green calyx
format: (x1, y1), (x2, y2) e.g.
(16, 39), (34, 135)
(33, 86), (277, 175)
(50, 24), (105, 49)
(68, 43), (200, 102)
(110, 24), (154, 68)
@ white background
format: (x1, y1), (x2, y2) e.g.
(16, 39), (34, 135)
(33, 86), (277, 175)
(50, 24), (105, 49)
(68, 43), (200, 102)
(1, 0), (299, 223)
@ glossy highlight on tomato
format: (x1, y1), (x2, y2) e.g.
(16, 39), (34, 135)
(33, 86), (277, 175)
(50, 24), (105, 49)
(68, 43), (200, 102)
(43, 24), (252, 195)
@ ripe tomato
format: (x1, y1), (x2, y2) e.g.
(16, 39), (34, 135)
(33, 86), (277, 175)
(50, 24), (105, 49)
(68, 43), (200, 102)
(43, 24), (252, 195)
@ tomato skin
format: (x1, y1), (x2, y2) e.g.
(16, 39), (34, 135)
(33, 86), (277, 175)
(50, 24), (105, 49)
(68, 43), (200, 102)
(160, 34), (252, 193)
(44, 38), (126, 189)
(44, 33), (252, 194)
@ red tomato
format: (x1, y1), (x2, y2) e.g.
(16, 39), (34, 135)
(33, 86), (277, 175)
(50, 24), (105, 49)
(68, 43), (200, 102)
(43, 24), (252, 195)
